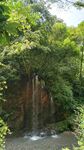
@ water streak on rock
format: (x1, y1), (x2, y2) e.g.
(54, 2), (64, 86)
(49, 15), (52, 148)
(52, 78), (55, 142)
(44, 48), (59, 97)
(32, 75), (39, 134)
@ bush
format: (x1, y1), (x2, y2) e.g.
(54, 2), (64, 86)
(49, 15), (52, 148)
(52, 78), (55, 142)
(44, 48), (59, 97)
(74, 106), (84, 150)
(62, 105), (84, 150)
(0, 117), (9, 150)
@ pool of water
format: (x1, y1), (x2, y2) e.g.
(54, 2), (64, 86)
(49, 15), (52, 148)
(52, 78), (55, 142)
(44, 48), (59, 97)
(6, 132), (78, 150)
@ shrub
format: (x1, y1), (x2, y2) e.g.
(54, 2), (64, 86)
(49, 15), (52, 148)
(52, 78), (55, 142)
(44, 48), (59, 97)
(0, 117), (9, 150)
(62, 105), (84, 150)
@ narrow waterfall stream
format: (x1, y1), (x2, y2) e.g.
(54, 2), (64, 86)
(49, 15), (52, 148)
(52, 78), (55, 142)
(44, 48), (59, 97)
(31, 75), (43, 140)
(40, 80), (43, 130)
(32, 75), (39, 134)
(50, 95), (55, 122)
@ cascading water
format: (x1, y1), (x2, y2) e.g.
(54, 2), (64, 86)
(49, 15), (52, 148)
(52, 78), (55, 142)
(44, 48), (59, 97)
(40, 80), (43, 129)
(50, 95), (58, 138)
(32, 75), (39, 134)
(50, 95), (55, 122)
(31, 75), (43, 140)
(24, 75), (57, 140)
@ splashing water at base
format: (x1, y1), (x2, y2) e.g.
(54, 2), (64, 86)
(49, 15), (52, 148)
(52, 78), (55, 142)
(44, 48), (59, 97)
(51, 134), (59, 138)
(30, 135), (44, 141)
(24, 132), (59, 141)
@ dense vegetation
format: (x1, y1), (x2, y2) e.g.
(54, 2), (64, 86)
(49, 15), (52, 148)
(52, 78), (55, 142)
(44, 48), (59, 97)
(0, 0), (84, 149)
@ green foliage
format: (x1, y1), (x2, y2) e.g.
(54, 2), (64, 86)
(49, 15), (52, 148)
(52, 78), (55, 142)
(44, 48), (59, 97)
(74, 1), (84, 8)
(48, 116), (74, 133)
(0, 0), (9, 45)
(74, 106), (84, 141)
(0, 117), (8, 150)
(0, 76), (8, 149)
(62, 105), (84, 150)
(1, 8), (83, 114)
(0, 1), (11, 149)
(48, 77), (74, 112)
(0, 0), (84, 144)
(0, 65), (8, 149)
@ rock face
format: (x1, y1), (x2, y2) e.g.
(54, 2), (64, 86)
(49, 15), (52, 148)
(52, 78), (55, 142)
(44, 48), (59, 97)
(4, 76), (52, 131)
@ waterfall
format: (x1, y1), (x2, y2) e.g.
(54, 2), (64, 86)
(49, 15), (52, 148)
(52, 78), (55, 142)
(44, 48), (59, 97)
(24, 76), (57, 140)
(24, 81), (30, 129)
(50, 95), (55, 122)
(32, 75), (39, 134)
(40, 79), (43, 129)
